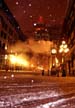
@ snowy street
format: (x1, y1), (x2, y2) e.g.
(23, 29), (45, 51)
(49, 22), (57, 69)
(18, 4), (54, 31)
(0, 74), (75, 108)
(0, 0), (75, 107)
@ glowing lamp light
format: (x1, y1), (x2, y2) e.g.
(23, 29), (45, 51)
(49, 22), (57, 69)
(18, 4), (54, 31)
(60, 44), (63, 48)
(5, 45), (7, 50)
(5, 54), (8, 60)
(10, 55), (17, 64)
(16, 2), (19, 5)
(59, 41), (69, 53)
(59, 48), (63, 53)
(59, 40), (69, 64)
(11, 74), (14, 78)
(31, 64), (34, 68)
(63, 44), (67, 49)
(51, 48), (57, 54)
(4, 76), (7, 79)
(9, 55), (29, 67)
(62, 40), (66, 44)
(37, 66), (43, 70)
(64, 48), (69, 53)
(34, 23), (37, 26)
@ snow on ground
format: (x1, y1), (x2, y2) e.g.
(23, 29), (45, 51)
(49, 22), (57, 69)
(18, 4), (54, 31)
(0, 86), (62, 107)
(0, 74), (75, 107)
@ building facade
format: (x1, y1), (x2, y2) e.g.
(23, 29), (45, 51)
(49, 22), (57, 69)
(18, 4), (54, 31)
(0, 1), (27, 69)
(34, 21), (50, 41)
(63, 0), (75, 76)
(0, 8), (20, 68)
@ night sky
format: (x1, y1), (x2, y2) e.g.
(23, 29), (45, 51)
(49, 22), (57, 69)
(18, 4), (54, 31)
(5, 0), (69, 38)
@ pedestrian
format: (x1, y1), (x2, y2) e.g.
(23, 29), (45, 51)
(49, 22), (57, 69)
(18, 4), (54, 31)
(6, 65), (8, 72)
(57, 69), (59, 77)
(48, 69), (50, 76)
(62, 67), (66, 77)
(42, 69), (44, 76)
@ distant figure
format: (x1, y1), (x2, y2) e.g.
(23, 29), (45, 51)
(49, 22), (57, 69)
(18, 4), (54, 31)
(42, 69), (44, 76)
(56, 68), (59, 77)
(62, 67), (66, 77)
(51, 66), (56, 76)
(6, 65), (8, 72)
(48, 69), (50, 76)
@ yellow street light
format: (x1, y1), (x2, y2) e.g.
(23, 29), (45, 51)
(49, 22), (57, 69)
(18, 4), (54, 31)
(51, 48), (57, 55)
(51, 48), (57, 67)
(59, 41), (69, 53)
(9, 55), (29, 67)
(59, 40), (69, 63)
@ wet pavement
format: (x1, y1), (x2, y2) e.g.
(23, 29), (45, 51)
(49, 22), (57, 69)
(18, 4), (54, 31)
(0, 73), (75, 108)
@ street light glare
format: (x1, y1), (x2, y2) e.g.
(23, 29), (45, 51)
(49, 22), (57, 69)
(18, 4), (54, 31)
(64, 48), (69, 53)
(62, 41), (66, 44)
(59, 41), (69, 53)
(10, 55), (17, 64)
(59, 48), (63, 53)
(59, 40), (69, 64)
(9, 55), (29, 67)
(63, 44), (67, 49)
(51, 48), (57, 54)
(60, 44), (64, 48)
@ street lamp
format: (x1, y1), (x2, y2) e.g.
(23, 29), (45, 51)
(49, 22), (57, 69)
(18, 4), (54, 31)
(50, 47), (57, 76)
(51, 48), (57, 67)
(59, 40), (69, 77)
(51, 48), (57, 54)
(59, 40), (69, 64)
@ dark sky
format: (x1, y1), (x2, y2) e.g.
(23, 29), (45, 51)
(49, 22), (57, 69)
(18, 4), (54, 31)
(5, 0), (69, 37)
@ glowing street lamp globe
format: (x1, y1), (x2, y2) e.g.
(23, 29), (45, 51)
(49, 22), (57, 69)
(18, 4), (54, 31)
(59, 40), (69, 64)
(59, 41), (69, 54)
(51, 48), (57, 55)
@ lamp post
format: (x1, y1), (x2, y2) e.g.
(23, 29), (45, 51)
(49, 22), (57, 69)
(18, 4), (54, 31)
(50, 47), (57, 76)
(51, 48), (57, 67)
(59, 40), (69, 76)
(59, 40), (69, 64)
